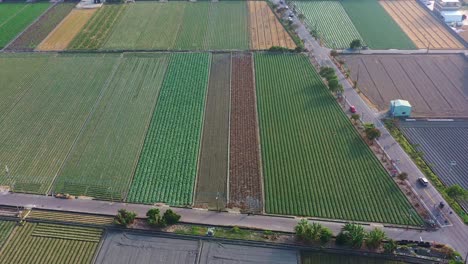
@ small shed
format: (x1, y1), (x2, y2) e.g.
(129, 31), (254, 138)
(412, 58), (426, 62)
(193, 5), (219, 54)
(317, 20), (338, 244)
(390, 99), (412, 117)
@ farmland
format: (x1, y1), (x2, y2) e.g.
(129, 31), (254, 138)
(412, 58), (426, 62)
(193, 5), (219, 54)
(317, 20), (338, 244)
(0, 53), (116, 194)
(0, 3), (50, 49)
(100, 2), (249, 51)
(5, 3), (75, 51)
(53, 54), (169, 200)
(0, 223), (101, 264)
(254, 53), (420, 225)
(381, 1), (464, 49)
(302, 252), (406, 264)
(95, 231), (298, 264)
(68, 5), (126, 50)
(248, 1), (296, 50)
(292, 1), (365, 49)
(399, 120), (468, 211)
(195, 54), (231, 209)
(27, 210), (114, 225)
(37, 8), (96, 51)
(0, 220), (15, 249)
(341, 0), (415, 49)
(127, 53), (210, 206)
(343, 54), (468, 118)
(229, 53), (263, 212)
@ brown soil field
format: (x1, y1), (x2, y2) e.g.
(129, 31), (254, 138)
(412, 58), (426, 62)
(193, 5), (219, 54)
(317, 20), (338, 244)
(381, 1), (464, 49)
(194, 53), (231, 209)
(36, 8), (96, 51)
(343, 54), (468, 118)
(460, 25), (468, 42)
(247, 1), (296, 50)
(228, 53), (263, 212)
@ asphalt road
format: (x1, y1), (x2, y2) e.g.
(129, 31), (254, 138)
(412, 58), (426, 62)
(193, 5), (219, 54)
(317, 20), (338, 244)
(277, 0), (467, 256)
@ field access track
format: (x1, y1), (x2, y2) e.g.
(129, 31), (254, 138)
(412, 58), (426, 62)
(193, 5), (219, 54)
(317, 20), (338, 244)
(127, 53), (210, 206)
(381, 0), (464, 49)
(292, 1), (365, 49)
(195, 54), (231, 209)
(0, 3), (50, 49)
(343, 54), (468, 118)
(255, 53), (420, 225)
(53, 54), (169, 201)
(399, 120), (468, 210)
(5, 3), (75, 51)
(0, 54), (116, 194)
(0, 223), (101, 264)
(229, 53), (263, 212)
(37, 8), (96, 51)
(248, 1), (296, 50)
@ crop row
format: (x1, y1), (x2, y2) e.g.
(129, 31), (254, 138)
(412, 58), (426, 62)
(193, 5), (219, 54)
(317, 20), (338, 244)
(0, 220), (15, 249)
(53, 54), (170, 200)
(28, 210), (113, 225)
(32, 223), (102, 242)
(0, 223), (100, 264)
(5, 3), (75, 51)
(0, 3), (50, 48)
(127, 53), (210, 205)
(254, 53), (421, 225)
(293, 1), (364, 49)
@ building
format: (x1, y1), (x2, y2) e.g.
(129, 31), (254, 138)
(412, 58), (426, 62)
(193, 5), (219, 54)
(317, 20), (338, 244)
(390, 100), (412, 118)
(434, 0), (465, 25)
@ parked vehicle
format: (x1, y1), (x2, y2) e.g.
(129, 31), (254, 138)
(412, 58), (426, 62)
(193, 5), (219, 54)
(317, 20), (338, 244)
(418, 177), (429, 187)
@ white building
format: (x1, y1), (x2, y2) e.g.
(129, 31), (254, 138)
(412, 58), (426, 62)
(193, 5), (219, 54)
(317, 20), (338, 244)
(434, 0), (465, 25)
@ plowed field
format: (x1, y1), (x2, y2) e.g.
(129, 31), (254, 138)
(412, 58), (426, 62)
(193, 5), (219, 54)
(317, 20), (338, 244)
(381, 0), (464, 49)
(248, 1), (296, 50)
(229, 53), (263, 212)
(37, 8), (96, 51)
(343, 54), (468, 118)
(195, 54), (231, 209)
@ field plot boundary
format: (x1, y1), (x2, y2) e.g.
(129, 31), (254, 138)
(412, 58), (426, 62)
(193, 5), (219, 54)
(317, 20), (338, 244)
(2, 3), (56, 51)
(37, 8), (96, 51)
(380, 0), (464, 49)
(255, 53), (421, 225)
(48, 56), (124, 196)
(343, 54), (468, 118)
(194, 53), (230, 209)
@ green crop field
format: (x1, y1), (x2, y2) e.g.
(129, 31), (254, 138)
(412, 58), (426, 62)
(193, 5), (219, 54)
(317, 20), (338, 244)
(53, 54), (169, 200)
(0, 220), (15, 249)
(292, 1), (364, 49)
(204, 2), (249, 50)
(341, 0), (415, 49)
(0, 54), (117, 194)
(0, 223), (101, 264)
(69, 5), (126, 50)
(128, 53), (210, 206)
(0, 3), (50, 48)
(254, 53), (421, 225)
(89, 2), (249, 50)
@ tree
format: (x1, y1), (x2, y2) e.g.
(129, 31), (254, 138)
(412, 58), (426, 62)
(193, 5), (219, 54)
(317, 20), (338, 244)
(114, 209), (136, 227)
(294, 219), (310, 240)
(366, 228), (386, 250)
(446, 185), (468, 200)
(397, 172), (408, 181)
(162, 209), (181, 226)
(330, 49), (338, 58)
(320, 227), (333, 244)
(319, 67), (335, 79)
(341, 223), (366, 248)
(365, 127), (381, 141)
(351, 114), (360, 123)
(328, 79), (340, 92)
(350, 39), (362, 49)
(383, 239), (398, 253)
(146, 208), (163, 227)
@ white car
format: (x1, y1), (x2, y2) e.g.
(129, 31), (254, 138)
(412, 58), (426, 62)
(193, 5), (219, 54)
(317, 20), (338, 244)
(418, 177), (429, 187)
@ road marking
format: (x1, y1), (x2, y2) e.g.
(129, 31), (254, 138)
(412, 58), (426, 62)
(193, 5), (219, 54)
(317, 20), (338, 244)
(424, 189), (436, 204)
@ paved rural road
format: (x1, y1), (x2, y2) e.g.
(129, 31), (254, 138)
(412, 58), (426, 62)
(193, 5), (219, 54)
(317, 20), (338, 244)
(277, 0), (468, 256)
(0, 191), (465, 254)
(339, 49), (467, 55)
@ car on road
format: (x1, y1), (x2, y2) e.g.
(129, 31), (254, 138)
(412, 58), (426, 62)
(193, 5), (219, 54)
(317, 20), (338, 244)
(418, 177), (429, 187)
(349, 105), (357, 113)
